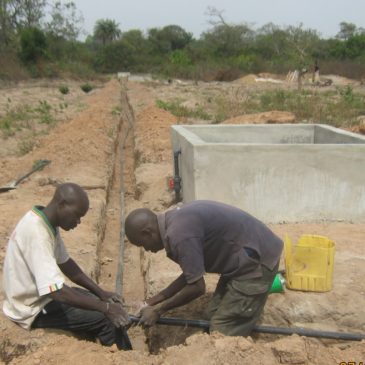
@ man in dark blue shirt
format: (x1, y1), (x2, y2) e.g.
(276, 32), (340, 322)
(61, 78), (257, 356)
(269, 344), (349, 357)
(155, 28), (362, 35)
(125, 200), (283, 336)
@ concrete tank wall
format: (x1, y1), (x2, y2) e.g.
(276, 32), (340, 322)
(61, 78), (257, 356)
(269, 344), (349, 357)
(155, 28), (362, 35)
(171, 124), (365, 223)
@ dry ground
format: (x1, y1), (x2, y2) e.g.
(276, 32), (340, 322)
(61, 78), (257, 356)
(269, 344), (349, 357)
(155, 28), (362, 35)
(0, 75), (364, 364)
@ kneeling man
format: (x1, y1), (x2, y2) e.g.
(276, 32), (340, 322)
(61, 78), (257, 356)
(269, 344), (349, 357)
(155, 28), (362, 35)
(2, 183), (131, 349)
(125, 200), (283, 336)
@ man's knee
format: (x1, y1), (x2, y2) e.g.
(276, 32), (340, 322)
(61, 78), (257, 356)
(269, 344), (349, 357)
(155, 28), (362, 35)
(92, 314), (117, 345)
(210, 314), (258, 336)
(210, 324), (253, 337)
(209, 290), (268, 336)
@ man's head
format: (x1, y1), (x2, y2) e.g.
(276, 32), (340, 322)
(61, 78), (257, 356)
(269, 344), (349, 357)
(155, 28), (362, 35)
(48, 183), (89, 231)
(125, 208), (163, 253)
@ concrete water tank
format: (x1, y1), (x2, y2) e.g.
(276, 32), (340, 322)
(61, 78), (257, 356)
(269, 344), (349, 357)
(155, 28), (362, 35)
(170, 124), (365, 223)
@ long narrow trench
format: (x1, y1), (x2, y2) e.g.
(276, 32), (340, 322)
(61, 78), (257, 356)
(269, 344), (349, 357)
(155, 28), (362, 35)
(96, 81), (147, 352)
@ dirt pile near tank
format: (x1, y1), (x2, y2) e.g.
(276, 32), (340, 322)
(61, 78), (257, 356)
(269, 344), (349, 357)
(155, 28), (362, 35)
(134, 104), (178, 163)
(223, 110), (296, 124)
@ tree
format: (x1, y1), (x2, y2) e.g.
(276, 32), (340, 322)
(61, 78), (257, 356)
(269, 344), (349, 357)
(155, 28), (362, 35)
(256, 23), (289, 58)
(336, 22), (357, 40)
(0, 0), (14, 45)
(0, 0), (46, 46)
(201, 23), (253, 58)
(202, 6), (253, 58)
(47, 1), (84, 41)
(19, 26), (47, 63)
(160, 25), (192, 51)
(282, 24), (321, 67)
(344, 34), (365, 59)
(205, 6), (228, 27)
(147, 25), (192, 54)
(93, 18), (121, 46)
(17, 0), (46, 28)
(95, 29), (150, 72)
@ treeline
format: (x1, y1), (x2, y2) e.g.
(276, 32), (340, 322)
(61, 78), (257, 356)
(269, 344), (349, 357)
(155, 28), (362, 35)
(1, 1), (365, 81)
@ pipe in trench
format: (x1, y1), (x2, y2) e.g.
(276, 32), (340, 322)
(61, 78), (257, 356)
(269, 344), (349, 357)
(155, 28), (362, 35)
(115, 84), (134, 297)
(173, 149), (182, 202)
(129, 315), (365, 342)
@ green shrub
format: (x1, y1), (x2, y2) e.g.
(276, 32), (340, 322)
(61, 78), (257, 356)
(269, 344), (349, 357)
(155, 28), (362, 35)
(80, 83), (93, 93)
(19, 27), (47, 65)
(34, 100), (53, 124)
(58, 85), (69, 95)
(156, 99), (211, 120)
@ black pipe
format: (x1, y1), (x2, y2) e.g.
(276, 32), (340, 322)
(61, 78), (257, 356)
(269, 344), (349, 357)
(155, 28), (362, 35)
(129, 315), (365, 341)
(173, 149), (182, 202)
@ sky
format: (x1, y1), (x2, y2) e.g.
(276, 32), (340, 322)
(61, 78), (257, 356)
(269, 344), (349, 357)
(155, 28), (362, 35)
(72, 0), (365, 39)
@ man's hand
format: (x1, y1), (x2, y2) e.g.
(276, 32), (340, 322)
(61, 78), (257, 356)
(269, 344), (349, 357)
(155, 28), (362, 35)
(105, 302), (131, 328)
(138, 305), (160, 328)
(133, 300), (148, 317)
(100, 290), (124, 305)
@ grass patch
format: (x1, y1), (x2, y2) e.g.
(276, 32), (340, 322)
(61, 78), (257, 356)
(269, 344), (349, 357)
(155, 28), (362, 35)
(111, 106), (122, 116)
(0, 103), (33, 137)
(34, 100), (53, 124)
(213, 86), (365, 126)
(17, 138), (37, 156)
(0, 99), (55, 137)
(156, 99), (212, 120)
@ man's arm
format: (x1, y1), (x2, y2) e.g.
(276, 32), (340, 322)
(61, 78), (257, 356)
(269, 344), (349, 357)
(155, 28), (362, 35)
(146, 274), (187, 306)
(58, 258), (115, 302)
(50, 284), (107, 312)
(139, 277), (205, 327)
(49, 284), (130, 327)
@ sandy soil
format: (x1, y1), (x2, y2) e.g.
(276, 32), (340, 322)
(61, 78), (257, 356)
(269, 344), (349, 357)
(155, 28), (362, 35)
(0, 76), (364, 364)
(0, 79), (106, 157)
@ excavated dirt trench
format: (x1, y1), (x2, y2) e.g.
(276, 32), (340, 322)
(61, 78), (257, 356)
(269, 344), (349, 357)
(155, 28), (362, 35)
(96, 81), (149, 352)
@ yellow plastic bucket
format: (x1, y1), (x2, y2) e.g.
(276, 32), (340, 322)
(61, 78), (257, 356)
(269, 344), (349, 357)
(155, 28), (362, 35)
(284, 234), (335, 292)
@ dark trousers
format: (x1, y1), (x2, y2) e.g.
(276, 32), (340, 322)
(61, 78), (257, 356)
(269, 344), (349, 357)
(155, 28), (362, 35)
(32, 290), (132, 350)
(207, 263), (279, 336)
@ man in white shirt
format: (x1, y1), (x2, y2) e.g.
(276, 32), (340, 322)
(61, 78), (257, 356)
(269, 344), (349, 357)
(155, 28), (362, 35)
(2, 183), (132, 350)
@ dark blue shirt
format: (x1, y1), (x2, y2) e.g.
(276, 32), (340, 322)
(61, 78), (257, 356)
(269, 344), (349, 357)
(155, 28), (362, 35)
(157, 200), (283, 283)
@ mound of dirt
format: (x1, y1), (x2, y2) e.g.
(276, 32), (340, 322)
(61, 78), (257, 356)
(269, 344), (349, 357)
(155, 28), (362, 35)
(234, 73), (286, 85)
(258, 73), (286, 80)
(323, 74), (359, 86)
(223, 111), (296, 124)
(135, 105), (178, 163)
(234, 74), (258, 84)
(10, 331), (365, 365)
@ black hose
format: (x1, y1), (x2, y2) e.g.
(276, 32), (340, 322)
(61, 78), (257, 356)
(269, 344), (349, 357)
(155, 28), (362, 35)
(173, 149), (182, 202)
(129, 315), (365, 341)
(253, 325), (365, 341)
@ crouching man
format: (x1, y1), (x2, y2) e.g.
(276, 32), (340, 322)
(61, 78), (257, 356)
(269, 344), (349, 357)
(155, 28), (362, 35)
(125, 200), (283, 336)
(2, 183), (131, 349)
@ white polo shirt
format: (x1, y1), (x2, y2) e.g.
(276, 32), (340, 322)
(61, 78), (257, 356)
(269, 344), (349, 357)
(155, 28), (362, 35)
(2, 206), (69, 329)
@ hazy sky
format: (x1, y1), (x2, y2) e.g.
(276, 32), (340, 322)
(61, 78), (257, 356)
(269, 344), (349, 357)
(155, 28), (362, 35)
(72, 0), (365, 39)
